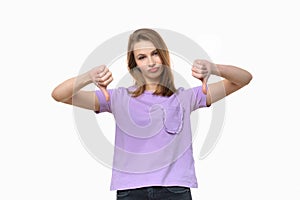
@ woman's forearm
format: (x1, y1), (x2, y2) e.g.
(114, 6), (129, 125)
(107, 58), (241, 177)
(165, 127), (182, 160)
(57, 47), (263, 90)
(214, 64), (253, 87)
(52, 72), (92, 102)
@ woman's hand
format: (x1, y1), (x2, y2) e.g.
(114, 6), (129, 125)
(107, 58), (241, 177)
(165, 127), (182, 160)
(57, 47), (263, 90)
(192, 59), (252, 105)
(192, 59), (217, 94)
(89, 65), (113, 101)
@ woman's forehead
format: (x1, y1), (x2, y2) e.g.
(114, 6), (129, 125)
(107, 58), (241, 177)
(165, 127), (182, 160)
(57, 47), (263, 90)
(133, 40), (156, 51)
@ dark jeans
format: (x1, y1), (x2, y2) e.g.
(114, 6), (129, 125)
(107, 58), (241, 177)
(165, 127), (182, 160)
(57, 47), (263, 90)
(116, 186), (192, 200)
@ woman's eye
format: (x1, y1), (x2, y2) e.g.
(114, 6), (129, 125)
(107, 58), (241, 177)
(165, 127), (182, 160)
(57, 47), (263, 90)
(152, 51), (158, 56)
(138, 56), (145, 60)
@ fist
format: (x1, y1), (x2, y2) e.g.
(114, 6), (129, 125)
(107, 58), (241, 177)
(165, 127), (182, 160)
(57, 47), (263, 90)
(192, 59), (216, 94)
(89, 65), (113, 101)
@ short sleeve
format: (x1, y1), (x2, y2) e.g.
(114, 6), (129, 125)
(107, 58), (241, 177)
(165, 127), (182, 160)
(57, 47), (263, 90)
(95, 89), (113, 113)
(190, 86), (208, 111)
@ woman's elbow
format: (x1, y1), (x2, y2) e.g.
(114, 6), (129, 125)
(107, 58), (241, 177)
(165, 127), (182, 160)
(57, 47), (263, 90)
(245, 72), (253, 85)
(51, 88), (63, 102)
(51, 90), (59, 102)
(239, 69), (253, 86)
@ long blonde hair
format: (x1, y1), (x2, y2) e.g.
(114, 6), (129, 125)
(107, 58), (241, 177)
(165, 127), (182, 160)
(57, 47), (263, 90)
(127, 28), (176, 97)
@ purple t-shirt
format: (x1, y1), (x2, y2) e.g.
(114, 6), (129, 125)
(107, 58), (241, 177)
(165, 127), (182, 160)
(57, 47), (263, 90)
(95, 86), (207, 191)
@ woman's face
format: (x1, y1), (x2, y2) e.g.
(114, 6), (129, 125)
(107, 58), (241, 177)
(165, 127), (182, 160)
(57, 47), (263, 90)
(133, 40), (163, 84)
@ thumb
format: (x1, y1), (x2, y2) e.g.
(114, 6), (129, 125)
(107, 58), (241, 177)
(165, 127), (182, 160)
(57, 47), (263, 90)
(201, 77), (208, 95)
(99, 86), (110, 101)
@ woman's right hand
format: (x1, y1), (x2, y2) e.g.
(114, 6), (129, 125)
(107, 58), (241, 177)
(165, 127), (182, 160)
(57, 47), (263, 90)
(89, 65), (113, 101)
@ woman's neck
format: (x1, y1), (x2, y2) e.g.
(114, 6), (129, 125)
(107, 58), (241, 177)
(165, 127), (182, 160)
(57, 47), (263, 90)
(145, 83), (158, 92)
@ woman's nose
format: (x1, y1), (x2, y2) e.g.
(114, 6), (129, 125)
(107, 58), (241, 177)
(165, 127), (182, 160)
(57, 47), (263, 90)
(148, 56), (155, 67)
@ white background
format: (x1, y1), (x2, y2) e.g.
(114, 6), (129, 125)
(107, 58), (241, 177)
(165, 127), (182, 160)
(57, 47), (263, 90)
(1, 0), (299, 199)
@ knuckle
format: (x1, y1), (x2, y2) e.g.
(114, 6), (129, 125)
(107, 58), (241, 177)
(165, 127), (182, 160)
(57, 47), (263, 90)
(99, 65), (106, 71)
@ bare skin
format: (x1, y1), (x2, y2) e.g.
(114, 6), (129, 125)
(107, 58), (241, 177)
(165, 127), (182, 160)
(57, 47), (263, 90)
(192, 59), (253, 106)
(133, 40), (163, 92)
(52, 40), (252, 111)
(51, 65), (113, 112)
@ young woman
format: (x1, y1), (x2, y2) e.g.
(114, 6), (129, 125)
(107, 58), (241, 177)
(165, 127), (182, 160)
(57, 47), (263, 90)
(52, 28), (252, 200)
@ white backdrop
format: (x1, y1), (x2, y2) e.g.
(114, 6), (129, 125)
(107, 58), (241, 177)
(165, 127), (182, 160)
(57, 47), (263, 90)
(1, 0), (299, 199)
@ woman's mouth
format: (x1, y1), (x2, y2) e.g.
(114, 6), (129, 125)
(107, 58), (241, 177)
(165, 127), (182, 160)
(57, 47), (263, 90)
(148, 67), (159, 73)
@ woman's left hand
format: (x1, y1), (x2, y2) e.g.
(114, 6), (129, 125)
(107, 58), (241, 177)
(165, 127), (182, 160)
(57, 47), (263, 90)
(192, 59), (217, 94)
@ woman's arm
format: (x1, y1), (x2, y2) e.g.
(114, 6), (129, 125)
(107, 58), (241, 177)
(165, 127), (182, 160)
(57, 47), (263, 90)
(51, 65), (113, 112)
(192, 59), (252, 106)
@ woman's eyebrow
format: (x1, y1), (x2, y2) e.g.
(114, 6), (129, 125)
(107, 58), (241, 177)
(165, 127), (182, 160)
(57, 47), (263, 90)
(136, 53), (146, 57)
(137, 50), (157, 55)
(135, 49), (157, 57)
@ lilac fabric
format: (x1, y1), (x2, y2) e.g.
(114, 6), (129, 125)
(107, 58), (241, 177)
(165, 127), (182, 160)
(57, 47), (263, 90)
(95, 86), (207, 190)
